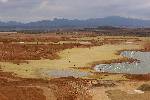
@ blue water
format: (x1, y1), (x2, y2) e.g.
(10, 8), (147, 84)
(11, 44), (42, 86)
(40, 69), (90, 78)
(94, 51), (150, 74)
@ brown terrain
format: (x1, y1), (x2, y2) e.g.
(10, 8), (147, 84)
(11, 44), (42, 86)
(0, 43), (92, 64)
(0, 71), (92, 100)
(0, 32), (149, 100)
(0, 33), (94, 64)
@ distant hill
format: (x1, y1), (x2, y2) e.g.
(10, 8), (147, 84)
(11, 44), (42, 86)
(0, 21), (22, 26)
(1, 16), (150, 31)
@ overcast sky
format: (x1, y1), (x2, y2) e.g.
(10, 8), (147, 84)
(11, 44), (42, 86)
(0, 0), (150, 22)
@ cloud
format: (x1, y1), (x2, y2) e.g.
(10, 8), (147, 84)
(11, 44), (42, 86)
(0, 0), (8, 3)
(0, 0), (150, 22)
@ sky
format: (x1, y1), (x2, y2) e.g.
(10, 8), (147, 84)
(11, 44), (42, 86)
(0, 0), (150, 22)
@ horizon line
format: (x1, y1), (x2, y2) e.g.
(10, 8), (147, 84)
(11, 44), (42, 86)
(0, 16), (149, 23)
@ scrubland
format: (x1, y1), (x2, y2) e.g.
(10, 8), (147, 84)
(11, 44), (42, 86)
(0, 32), (149, 100)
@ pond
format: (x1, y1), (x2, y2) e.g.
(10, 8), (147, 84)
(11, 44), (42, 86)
(40, 69), (90, 78)
(94, 51), (150, 74)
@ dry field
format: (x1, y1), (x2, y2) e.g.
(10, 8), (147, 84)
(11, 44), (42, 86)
(0, 33), (150, 100)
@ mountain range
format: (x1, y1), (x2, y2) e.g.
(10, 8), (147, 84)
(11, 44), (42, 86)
(0, 16), (150, 30)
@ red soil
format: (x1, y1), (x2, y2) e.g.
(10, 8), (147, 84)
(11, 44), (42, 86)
(125, 74), (150, 81)
(0, 43), (91, 64)
(0, 70), (92, 100)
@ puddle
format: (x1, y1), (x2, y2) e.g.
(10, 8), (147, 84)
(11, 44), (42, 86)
(40, 69), (90, 78)
(94, 51), (150, 74)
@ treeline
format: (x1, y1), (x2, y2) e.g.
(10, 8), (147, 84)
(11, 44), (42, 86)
(83, 26), (150, 37)
(17, 30), (49, 34)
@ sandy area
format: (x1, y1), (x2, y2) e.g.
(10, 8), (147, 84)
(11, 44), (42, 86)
(90, 81), (149, 100)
